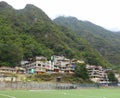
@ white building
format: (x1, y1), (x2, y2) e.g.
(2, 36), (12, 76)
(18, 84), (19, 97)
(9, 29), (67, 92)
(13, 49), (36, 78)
(51, 55), (74, 73)
(24, 56), (52, 74)
(86, 65), (108, 83)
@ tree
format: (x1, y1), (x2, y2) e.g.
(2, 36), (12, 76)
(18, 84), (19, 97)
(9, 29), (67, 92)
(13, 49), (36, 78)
(107, 71), (118, 83)
(74, 63), (89, 80)
(0, 42), (23, 67)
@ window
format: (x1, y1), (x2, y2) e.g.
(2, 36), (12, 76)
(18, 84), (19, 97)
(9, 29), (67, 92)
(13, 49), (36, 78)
(38, 64), (41, 66)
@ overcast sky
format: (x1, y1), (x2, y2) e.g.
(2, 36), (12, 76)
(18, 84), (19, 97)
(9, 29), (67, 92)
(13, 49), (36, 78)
(0, 0), (120, 31)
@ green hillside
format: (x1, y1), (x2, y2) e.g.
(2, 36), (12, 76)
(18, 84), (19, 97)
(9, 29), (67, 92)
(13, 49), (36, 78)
(54, 16), (120, 65)
(0, 1), (109, 67)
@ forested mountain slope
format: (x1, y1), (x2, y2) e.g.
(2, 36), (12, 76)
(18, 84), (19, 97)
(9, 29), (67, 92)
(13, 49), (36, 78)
(0, 1), (109, 67)
(54, 16), (120, 65)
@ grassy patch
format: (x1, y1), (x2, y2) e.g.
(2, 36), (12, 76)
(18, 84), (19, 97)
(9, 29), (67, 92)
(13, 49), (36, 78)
(0, 88), (120, 98)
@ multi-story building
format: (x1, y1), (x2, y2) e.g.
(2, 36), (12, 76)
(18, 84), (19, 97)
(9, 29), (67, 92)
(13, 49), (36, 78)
(23, 56), (51, 74)
(51, 55), (76, 73)
(23, 55), (76, 74)
(86, 65), (108, 83)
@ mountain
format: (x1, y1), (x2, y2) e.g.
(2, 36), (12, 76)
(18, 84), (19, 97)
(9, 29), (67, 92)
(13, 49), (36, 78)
(0, 1), (109, 67)
(54, 16), (120, 65)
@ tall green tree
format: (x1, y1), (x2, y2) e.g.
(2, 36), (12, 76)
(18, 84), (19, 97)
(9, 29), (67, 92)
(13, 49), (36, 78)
(107, 71), (118, 83)
(0, 43), (23, 67)
(74, 63), (89, 80)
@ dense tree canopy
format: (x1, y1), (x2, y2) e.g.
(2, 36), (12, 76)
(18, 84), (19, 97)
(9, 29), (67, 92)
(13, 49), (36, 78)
(107, 71), (118, 83)
(74, 63), (89, 80)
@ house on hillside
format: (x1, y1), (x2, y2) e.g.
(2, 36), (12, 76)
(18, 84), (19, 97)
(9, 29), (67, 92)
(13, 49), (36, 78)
(51, 55), (75, 73)
(21, 55), (85, 74)
(0, 67), (25, 82)
(23, 56), (52, 74)
(86, 65), (108, 83)
(0, 67), (16, 74)
(71, 59), (85, 64)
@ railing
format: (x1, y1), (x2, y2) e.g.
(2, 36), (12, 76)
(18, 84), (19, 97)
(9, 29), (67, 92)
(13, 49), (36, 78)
(0, 82), (118, 90)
